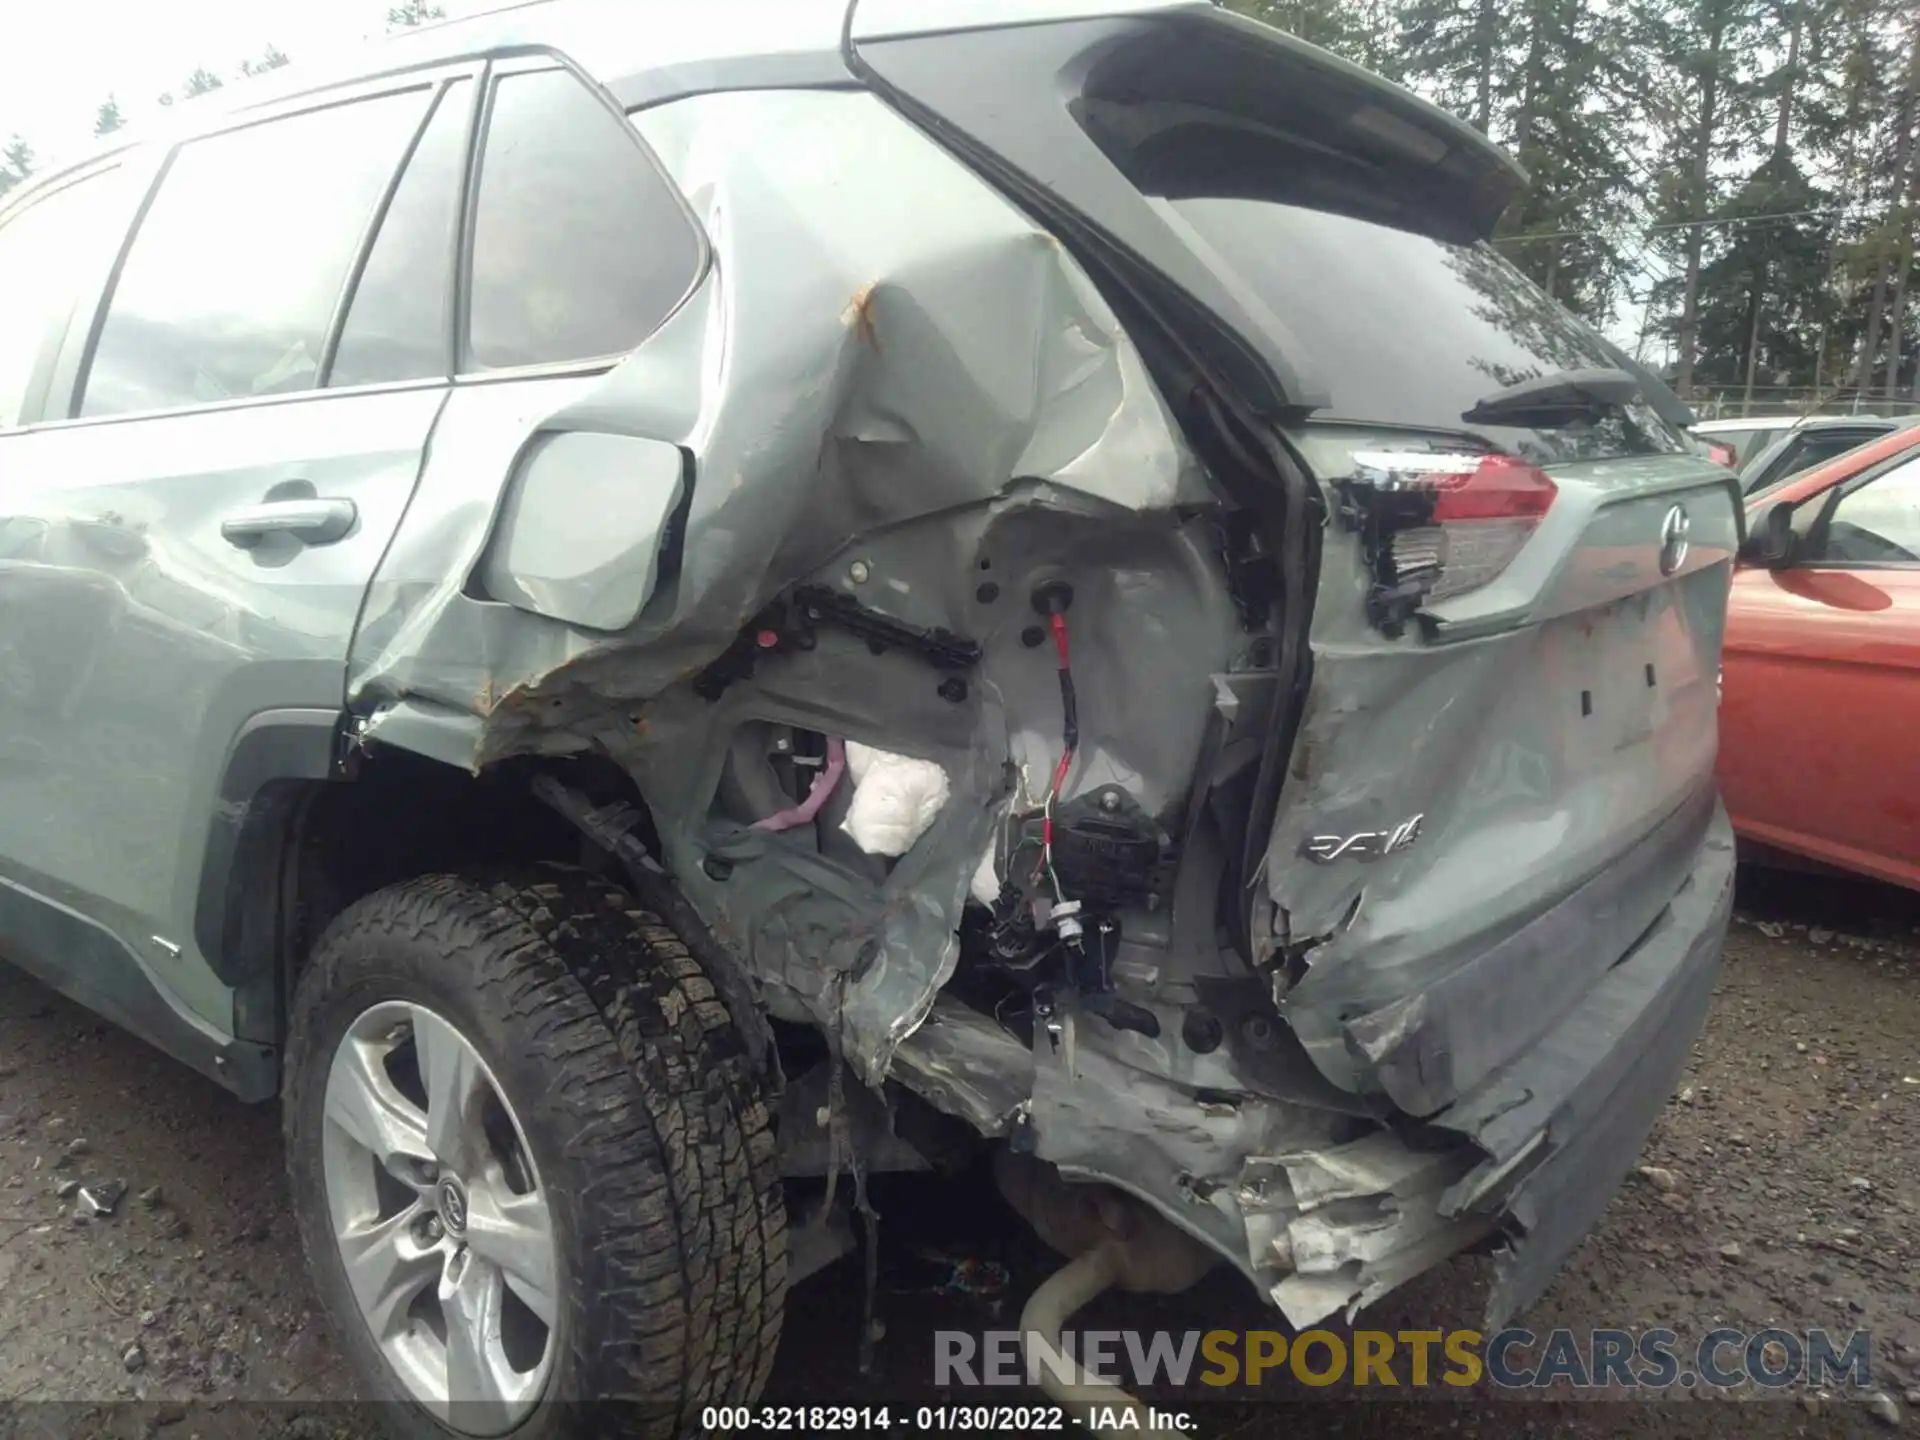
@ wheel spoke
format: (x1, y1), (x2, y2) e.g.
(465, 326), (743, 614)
(442, 1255), (512, 1407)
(326, 1037), (431, 1181)
(464, 1179), (558, 1329)
(337, 1203), (439, 1341)
(412, 1006), (486, 1172)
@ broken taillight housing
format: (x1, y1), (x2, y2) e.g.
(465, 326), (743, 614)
(1343, 451), (1558, 636)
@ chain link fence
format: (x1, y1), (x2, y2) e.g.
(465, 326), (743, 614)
(1688, 388), (1920, 421)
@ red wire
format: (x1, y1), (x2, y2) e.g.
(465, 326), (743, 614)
(1042, 612), (1074, 852)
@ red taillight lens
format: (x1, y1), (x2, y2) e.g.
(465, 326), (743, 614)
(1704, 441), (1737, 469)
(1347, 451), (1559, 631)
(1427, 452), (1560, 521)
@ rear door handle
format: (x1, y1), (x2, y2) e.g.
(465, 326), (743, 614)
(220, 498), (357, 549)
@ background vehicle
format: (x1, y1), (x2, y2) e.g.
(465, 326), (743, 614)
(1735, 413), (1920, 497)
(1692, 414), (1801, 470)
(0, 0), (1738, 1430)
(1721, 425), (1920, 891)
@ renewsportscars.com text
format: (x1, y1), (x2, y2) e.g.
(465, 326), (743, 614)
(935, 1327), (1874, 1392)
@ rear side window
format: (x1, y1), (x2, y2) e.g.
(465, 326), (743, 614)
(1785, 429), (1883, 480)
(0, 171), (125, 427)
(465, 67), (702, 371)
(1749, 427), (1886, 497)
(329, 79), (474, 389)
(80, 88), (434, 418)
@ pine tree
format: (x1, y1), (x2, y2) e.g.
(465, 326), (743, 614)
(0, 135), (34, 198)
(1498, 1), (1641, 322)
(1792, 0), (1909, 397)
(182, 67), (226, 98)
(1398, 0), (1501, 131)
(1632, 0), (1771, 397)
(241, 44), (292, 77)
(1220, 0), (1403, 79)
(1661, 0), (1841, 406)
(1877, 19), (1918, 398)
(388, 1), (447, 28)
(93, 96), (126, 137)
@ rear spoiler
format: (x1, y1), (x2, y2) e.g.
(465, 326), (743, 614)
(850, 4), (1528, 412)
(1093, 8), (1526, 244)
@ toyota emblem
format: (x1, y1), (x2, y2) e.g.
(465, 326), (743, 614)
(1658, 503), (1691, 576)
(436, 1176), (469, 1235)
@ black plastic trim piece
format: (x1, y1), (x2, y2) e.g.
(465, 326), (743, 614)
(318, 82), (449, 389)
(193, 709), (343, 986)
(0, 880), (278, 1102)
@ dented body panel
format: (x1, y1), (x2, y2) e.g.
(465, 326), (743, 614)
(353, 84), (1225, 1083)
(0, 0), (1741, 1336)
(338, 6), (1741, 1328)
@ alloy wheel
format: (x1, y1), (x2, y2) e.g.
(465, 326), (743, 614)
(320, 1001), (558, 1433)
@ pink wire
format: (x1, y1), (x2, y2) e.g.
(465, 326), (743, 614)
(751, 734), (847, 832)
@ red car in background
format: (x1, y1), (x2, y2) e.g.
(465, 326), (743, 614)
(1719, 424), (1920, 890)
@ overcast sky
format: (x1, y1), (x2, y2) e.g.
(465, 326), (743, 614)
(0, 0), (493, 166)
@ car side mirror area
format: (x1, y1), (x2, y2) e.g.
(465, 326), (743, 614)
(1738, 500), (1797, 568)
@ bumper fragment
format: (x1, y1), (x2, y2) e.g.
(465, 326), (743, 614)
(1443, 800), (1735, 1325)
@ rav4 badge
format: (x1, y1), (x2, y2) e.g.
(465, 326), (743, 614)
(1302, 814), (1425, 863)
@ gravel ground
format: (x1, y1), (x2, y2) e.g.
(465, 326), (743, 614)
(0, 866), (1915, 1439)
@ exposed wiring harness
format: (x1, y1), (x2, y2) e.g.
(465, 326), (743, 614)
(1040, 610), (1078, 900)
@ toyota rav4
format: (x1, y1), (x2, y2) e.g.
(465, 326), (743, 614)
(0, 0), (1739, 1433)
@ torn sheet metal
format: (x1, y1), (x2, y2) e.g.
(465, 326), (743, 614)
(348, 86), (1217, 1086)
(1228, 1131), (1486, 1328)
(1253, 804), (1732, 1329)
(1003, 805), (1733, 1330)
(889, 996), (1034, 1138)
(1024, 994), (1344, 1293)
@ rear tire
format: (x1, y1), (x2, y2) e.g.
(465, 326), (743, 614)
(283, 864), (786, 1438)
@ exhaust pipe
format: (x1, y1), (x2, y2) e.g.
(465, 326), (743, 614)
(995, 1151), (1219, 1436)
(1019, 1243), (1149, 1437)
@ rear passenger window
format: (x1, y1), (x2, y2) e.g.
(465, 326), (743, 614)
(0, 170), (125, 427)
(465, 68), (701, 371)
(1792, 430), (1880, 476)
(80, 89), (434, 418)
(329, 80), (472, 389)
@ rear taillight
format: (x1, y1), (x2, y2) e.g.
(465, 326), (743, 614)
(1704, 440), (1737, 468)
(1342, 451), (1559, 636)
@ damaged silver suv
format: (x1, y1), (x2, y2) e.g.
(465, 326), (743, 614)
(0, 0), (1739, 1431)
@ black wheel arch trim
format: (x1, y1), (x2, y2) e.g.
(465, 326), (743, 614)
(192, 708), (345, 1039)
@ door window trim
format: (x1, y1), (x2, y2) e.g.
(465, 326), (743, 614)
(48, 63), (485, 431)
(0, 159), (139, 433)
(318, 72), (485, 388)
(1746, 425), (1887, 496)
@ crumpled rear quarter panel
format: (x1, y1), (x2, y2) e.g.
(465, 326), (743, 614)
(348, 86), (1222, 1083)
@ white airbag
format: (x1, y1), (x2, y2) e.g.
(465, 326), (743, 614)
(840, 742), (950, 857)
